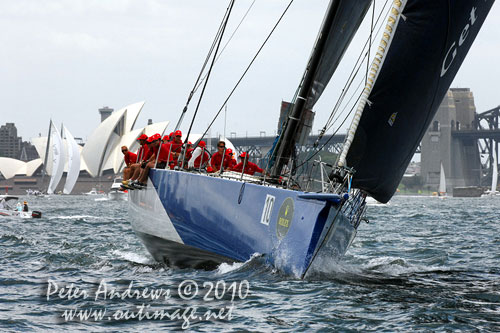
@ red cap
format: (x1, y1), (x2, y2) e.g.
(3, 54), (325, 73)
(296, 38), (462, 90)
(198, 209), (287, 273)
(169, 132), (174, 137)
(174, 130), (182, 137)
(240, 152), (247, 158)
(198, 141), (206, 148)
(147, 134), (161, 143)
(206, 166), (214, 173)
(137, 134), (148, 141)
(162, 135), (170, 141)
(226, 148), (233, 155)
(187, 141), (192, 145)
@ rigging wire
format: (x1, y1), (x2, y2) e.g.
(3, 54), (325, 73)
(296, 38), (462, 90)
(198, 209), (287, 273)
(294, 0), (392, 175)
(319, 0), (391, 137)
(193, 0), (257, 94)
(366, 0), (376, 85)
(181, 0), (235, 165)
(196, 0), (296, 147)
(173, 0), (235, 132)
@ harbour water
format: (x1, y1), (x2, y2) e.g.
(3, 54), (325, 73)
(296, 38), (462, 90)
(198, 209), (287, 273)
(1, 195), (499, 331)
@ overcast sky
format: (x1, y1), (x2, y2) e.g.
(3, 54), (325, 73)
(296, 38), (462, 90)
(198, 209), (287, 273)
(1, 0), (498, 142)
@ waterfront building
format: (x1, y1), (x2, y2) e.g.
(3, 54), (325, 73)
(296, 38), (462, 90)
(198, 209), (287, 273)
(0, 123), (22, 159)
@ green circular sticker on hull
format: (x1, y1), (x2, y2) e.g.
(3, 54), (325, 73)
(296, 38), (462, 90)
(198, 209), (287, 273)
(276, 197), (294, 239)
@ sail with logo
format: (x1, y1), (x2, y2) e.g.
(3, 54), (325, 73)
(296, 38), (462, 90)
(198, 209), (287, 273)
(339, 0), (495, 203)
(127, 0), (495, 278)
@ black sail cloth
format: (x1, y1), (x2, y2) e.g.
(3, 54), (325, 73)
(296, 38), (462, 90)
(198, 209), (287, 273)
(346, 0), (495, 203)
(305, 0), (372, 110)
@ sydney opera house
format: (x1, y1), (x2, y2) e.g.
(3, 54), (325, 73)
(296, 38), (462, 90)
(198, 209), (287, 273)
(0, 101), (172, 194)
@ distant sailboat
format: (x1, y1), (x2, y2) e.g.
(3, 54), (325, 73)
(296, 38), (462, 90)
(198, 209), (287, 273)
(47, 121), (65, 194)
(63, 125), (81, 194)
(438, 162), (447, 197)
(492, 149), (498, 195)
(483, 148), (498, 196)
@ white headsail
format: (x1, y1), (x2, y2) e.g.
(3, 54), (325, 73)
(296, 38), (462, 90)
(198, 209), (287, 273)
(63, 125), (81, 194)
(47, 121), (65, 194)
(439, 162), (446, 195)
(491, 148), (498, 194)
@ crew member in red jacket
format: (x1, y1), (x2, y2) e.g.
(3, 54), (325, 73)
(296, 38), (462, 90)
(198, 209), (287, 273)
(133, 134), (173, 188)
(225, 148), (237, 170)
(169, 130), (183, 168)
(123, 134), (151, 186)
(136, 134), (151, 162)
(210, 140), (233, 172)
(187, 141), (210, 169)
(231, 152), (267, 176)
(181, 141), (193, 169)
(121, 146), (137, 181)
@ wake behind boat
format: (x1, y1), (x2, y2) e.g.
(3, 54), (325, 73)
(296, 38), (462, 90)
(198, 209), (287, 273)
(128, 0), (495, 277)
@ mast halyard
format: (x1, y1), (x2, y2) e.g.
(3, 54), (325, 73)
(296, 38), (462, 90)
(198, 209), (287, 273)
(270, 0), (343, 178)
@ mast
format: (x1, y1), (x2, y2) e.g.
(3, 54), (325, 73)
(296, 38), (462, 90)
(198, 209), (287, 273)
(271, 0), (342, 178)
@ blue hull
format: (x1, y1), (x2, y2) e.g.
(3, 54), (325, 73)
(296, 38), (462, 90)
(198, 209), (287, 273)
(128, 169), (360, 277)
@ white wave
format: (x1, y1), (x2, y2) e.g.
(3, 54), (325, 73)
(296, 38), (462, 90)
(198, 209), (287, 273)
(362, 256), (449, 276)
(94, 197), (109, 201)
(112, 249), (155, 265)
(216, 253), (262, 275)
(49, 215), (97, 220)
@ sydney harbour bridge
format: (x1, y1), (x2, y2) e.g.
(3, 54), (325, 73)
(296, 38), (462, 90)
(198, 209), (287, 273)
(227, 105), (500, 187)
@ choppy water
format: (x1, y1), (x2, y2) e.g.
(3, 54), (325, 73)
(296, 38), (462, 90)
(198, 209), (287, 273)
(1, 194), (499, 331)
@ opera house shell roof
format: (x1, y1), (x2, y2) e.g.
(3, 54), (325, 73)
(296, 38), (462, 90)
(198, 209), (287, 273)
(0, 101), (171, 180)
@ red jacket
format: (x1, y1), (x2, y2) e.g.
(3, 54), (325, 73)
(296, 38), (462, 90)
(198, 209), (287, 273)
(137, 144), (152, 162)
(227, 158), (237, 170)
(154, 143), (173, 162)
(170, 141), (183, 154)
(231, 161), (264, 175)
(210, 152), (234, 171)
(123, 151), (137, 166)
(187, 148), (209, 168)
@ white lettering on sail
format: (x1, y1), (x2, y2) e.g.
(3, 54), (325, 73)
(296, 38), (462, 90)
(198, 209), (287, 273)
(440, 6), (478, 77)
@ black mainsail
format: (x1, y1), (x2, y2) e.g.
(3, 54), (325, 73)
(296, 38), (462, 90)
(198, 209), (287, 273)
(340, 0), (494, 203)
(305, 0), (372, 110)
(271, 0), (371, 176)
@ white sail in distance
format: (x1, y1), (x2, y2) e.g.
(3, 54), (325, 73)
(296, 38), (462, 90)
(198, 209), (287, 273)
(491, 148), (498, 194)
(47, 121), (65, 194)
(63, 125), (81, 194)
(439, 162), (446, 195)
